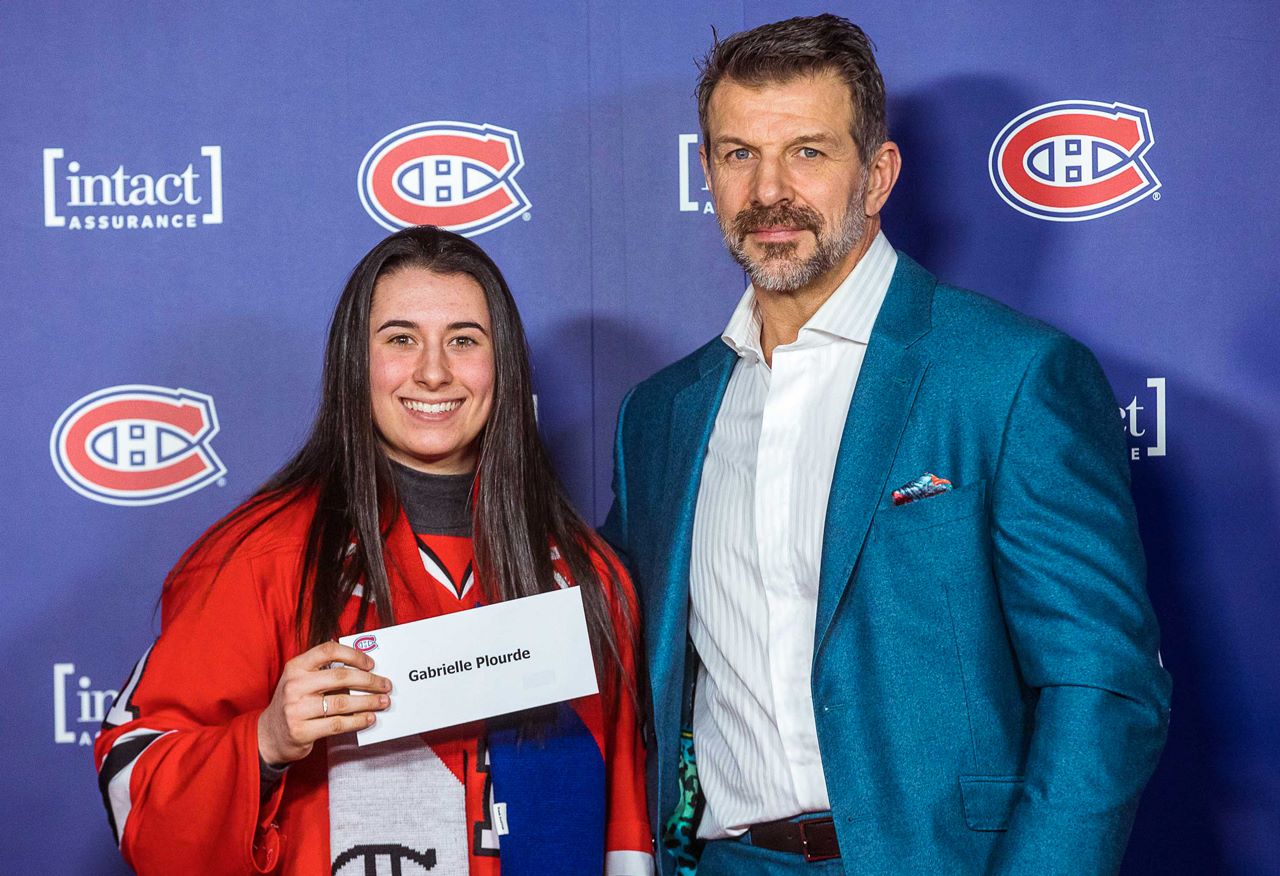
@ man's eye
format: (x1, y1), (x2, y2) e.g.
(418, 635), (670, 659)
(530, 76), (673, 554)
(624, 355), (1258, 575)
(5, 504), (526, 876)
(800, 147), (821, 159)
(728, 148), (751, 161)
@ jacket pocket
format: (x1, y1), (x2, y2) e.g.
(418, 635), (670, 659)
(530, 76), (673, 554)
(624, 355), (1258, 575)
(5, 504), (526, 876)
(958, 775), (1024, 831)
(872, 478), (986, 537)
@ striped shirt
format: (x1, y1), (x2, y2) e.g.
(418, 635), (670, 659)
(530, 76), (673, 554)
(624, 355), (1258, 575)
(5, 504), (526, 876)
(689, 232), (897, 838)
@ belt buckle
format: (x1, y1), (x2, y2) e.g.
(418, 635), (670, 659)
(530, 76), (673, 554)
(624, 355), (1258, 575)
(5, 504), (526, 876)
(799, 817), (838, 863)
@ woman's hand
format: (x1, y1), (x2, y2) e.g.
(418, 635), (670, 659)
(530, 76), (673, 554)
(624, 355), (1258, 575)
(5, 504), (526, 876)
(257, 641), (391, 766)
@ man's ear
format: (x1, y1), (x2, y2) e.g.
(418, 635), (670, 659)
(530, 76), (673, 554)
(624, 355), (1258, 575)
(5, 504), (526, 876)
(863, 140), (901, 217)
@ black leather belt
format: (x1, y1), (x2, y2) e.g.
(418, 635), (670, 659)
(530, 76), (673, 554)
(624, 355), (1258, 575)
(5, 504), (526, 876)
(748, 815), (841, 862)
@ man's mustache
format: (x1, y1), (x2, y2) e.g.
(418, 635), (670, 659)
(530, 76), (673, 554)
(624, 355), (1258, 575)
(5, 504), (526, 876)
(730, 203), (823, 239)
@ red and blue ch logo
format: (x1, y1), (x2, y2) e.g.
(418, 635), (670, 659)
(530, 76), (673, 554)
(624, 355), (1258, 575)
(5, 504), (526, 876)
(989, 101), (1160, 221)
(50, 385), (226, 506)
(358, 121), (530, 236)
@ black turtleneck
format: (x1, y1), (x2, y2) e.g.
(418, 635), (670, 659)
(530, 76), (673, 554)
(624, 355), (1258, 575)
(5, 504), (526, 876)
(389, 461), (474, 536)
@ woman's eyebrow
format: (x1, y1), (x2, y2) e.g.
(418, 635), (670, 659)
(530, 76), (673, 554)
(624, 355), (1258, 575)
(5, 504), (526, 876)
(375, 318), (417, 332)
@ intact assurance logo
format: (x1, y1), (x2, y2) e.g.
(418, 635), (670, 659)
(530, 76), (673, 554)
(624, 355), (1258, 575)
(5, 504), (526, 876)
(1120, 377), (1167, 460)
(43, 146), (223, 231)
(54, 661), (121, 747)
(677, 133), (715, 214)
(989, 101), (1160, 221)
(359, 121), (530, 236)
(51, 385), (226, 506)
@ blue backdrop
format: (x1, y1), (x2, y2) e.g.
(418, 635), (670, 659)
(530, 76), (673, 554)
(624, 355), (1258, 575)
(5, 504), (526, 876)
(2, 2), (1276, 873)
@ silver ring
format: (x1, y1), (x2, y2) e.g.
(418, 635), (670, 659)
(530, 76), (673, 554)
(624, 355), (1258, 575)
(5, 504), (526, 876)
(321, 695), (329, 716)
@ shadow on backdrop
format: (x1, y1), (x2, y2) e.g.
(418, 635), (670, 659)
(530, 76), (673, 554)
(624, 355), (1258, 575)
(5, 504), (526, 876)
(884, 75), (1052, 314)
(1093, 351), (1280, 875)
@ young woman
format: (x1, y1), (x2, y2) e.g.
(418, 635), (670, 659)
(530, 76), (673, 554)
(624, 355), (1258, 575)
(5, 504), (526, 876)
(94, 227), (653, 875)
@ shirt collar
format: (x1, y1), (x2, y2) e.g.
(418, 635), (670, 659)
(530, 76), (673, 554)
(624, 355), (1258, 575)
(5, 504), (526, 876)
(721, 230), (898, 360)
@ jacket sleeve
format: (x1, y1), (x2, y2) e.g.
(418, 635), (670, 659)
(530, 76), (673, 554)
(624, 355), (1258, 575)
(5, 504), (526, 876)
(595, 549), (655, 876)
(94, 543), (294, 875)
(987, 335), (1172, 875)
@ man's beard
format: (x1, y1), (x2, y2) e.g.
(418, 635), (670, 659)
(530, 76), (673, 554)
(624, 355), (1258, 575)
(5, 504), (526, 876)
(720, 187), (867, 294)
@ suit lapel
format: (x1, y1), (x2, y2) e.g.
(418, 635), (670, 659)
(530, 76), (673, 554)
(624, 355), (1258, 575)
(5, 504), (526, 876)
(658, 340), (736, 616)
(650, 342), (735, 805)
(814, 254), (936, 656)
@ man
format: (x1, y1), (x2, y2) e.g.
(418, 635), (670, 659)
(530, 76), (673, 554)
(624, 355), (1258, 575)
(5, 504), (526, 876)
(602, 14), (1170, 876)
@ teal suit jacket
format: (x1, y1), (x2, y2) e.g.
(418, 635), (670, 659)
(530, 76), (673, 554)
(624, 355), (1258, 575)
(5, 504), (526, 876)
(602, 254), (1171, 875)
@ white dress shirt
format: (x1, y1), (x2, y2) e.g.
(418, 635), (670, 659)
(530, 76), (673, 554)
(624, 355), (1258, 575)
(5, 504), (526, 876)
(689, 232), (897, 839)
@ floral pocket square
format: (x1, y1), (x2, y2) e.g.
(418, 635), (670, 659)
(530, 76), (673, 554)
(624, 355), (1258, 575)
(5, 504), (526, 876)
(892, 472), (953, 506)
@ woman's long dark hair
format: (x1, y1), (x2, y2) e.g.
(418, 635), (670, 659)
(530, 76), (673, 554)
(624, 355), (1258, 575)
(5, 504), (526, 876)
(184, 226), (633, 700)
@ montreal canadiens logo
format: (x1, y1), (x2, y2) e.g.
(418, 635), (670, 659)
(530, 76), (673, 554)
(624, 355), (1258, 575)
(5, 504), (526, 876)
(358, 121), (530, 236)
(50, 385), (226, 506)
(989, 100), (1160, 221)
(353, 635), (378, 653)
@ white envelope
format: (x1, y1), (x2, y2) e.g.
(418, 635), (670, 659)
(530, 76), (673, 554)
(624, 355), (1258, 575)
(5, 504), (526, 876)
(339, 586), (599, 746)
